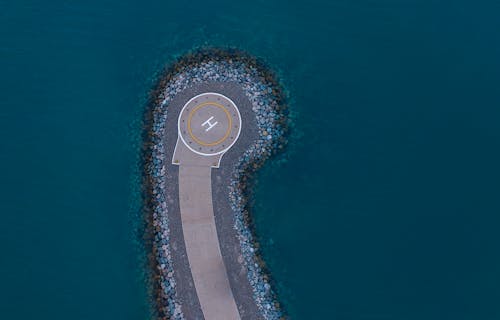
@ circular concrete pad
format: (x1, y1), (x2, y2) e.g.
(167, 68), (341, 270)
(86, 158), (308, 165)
(178, 93), (242, 156)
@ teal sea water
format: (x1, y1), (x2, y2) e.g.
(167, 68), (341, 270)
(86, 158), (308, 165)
(1, 1), (499, 319)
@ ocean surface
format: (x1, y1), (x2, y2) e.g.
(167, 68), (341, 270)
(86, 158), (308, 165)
(1, 0), (499, 319)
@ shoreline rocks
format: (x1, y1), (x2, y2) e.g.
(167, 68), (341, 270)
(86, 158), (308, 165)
(142, 48), (289, 320)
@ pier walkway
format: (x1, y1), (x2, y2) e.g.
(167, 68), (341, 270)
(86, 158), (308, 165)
(162, 82), (263, 320)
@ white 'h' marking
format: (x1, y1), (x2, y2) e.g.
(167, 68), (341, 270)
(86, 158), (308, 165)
(202, 116), (218, 132)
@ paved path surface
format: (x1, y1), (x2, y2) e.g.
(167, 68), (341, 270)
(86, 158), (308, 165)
(162, 82), (263, 320)
(174, 93), (242, 320)
(178, 165), (240, 320)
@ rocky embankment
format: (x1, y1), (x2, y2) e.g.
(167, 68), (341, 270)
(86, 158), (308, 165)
(142, 48), (289, 320)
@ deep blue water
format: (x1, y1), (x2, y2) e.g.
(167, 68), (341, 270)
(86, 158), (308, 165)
(1, 1), (499, 319)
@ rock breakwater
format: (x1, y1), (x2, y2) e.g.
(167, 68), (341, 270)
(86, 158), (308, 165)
(142, 48), (289, 320)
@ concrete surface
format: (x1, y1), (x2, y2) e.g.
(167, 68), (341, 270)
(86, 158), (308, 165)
(178, 165), (240, 320)
(174, 93), (243, 320)
(162, 82), (263, 320)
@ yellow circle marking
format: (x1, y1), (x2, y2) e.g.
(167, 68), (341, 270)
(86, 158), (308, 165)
(187, 102), (232, 147)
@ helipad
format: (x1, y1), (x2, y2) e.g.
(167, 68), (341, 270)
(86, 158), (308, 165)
(178, 92), (241, 156)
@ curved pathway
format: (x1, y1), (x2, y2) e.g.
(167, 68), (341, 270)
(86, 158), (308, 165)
(162, 82), (263, 320)
(174, 93), (242, 319)
(178, 165), (240, 320)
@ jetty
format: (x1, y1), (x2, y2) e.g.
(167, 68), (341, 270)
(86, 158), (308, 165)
(143, 49), (287, 320)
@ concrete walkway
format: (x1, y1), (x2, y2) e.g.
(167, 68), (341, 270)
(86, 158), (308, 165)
(178, 165), (240, 320)
(163, 82), (263, 320)
(172, 92), (244, 320)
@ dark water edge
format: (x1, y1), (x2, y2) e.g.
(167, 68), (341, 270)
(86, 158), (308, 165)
(1, 0), (500, 319)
